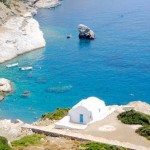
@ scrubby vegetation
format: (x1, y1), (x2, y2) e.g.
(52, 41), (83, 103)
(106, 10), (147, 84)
(41, 108), (70, 120)
(11, 134), (81, 149)
(0, 136), (11, 150)
(1, 134), (130, 150)
(118, 110), (150, 141)
(0, 0), (11, 8)
(80, 142), (127, 150)
(11, 134), (45, 147)
(117, 110), (150, 126)
(136, 126), (150, 140)
(0, 0), (8, 4)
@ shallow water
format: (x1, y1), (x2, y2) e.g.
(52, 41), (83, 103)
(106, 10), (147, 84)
(0, 0), (150, 123)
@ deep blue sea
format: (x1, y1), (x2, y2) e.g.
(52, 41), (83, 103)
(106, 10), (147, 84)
(0, 0), (150, 123)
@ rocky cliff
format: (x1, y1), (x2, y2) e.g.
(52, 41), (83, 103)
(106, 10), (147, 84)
(0, 0), (46, 63)
(0, 2), (11, 26)
(0, 15), (46, 63)
(0, 0), (30, 26)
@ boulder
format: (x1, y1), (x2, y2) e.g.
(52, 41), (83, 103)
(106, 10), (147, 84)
(0, 95), (4, 101)
(78, 24), (95, 39)
(31, 9), (37, 16)
(14, 119), (23, 124)
(0, 78), (13, 93)
(20, 91), (30, 97)
(35, 0), (61, 8)
(66, 35), (72, 39)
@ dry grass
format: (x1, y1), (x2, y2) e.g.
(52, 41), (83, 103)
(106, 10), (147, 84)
(12, 135), (81, 150)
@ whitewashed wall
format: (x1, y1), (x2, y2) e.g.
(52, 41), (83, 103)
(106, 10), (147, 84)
(69, 106), (92, 124)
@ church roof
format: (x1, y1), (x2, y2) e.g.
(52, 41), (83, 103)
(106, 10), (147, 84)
(72, 97), (106, 112)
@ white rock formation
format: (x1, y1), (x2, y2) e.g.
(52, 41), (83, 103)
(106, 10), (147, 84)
(128, 101), (150, 115)
(78, 24), (95, 39)
(0, 119), (33, 141)
(110, 101), (150, 115)
(0, 78), (12, 93)
(0, 14), (46, 63)
(35, 0), (61, 8)
(0, 2), (12, 26)
(0, 95), (4, 101)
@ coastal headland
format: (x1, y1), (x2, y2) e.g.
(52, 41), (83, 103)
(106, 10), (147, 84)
(0, 0), (60, 63)
(0, 0), (150, 149)
(0, 101), (150, 150)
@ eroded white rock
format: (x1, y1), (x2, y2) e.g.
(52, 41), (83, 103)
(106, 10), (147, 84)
(0, 95), (4, 101)
(0, 16), (46, 63)
(0, 78), (12, 93)
(0, 119), (33, 141)
(35, 0), (61, 8)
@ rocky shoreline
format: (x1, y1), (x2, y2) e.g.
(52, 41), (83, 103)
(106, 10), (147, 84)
(0, 0), (60, 63)
(35, 0), (61, 8)
(0, 1), (150, 149)
(0, 78), (13, 101)
(0, 15), (46, 63)
(0, 0), (61, 141)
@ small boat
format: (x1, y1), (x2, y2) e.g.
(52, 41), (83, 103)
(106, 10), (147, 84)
(19, 66), (33, 71)
(6, 63), (18, 68)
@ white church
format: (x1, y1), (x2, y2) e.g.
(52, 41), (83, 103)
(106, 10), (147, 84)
(55, 97), (114, 129)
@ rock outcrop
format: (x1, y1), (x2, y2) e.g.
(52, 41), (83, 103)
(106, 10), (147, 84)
(0, 95), (4, 101)
(0, 78), (13, 93)
(111, 101), (150, 115)
(78, 24), (95, 39)
(0, 119), (33, 141)
(34, 0), (61, 8)
(128, 101), (150, 115)
(0, 0), (47, 63)
(0, 14), (46, 63)
(0, 3), (12, 26)
(0, 0), (35, 26)
(0, 0), (62, 63)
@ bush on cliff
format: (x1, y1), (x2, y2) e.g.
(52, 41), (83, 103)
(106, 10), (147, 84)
(0, 0), (7, 4)
(136, 126), (150, 140)
(80, 142), (127, 150)
(117, 110), (150, 126)
(0, 0), (10, 8)
(11, 134), (45, 147)
(0, 136), (11, 150)
(41, 108), (70, 120)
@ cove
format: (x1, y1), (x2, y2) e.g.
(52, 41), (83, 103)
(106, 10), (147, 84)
(0, 0), (150, 123)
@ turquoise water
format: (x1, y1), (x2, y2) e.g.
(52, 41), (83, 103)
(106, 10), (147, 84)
(0, 0), (150, 123)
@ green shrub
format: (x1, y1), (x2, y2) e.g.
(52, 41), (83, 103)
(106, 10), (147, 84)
(11, 134), (45, 147)
(0, 0), (7, 3)
(80, 142), (127, 150)
(0, 0), (10, 8)
(0, 136), (11, 150)
(41, 108), (70, 120)
(136, 126), (150, 140)
(117, 110), (150, 126)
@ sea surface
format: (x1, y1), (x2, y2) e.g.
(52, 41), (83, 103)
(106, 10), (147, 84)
(0, 0), (150, 123)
